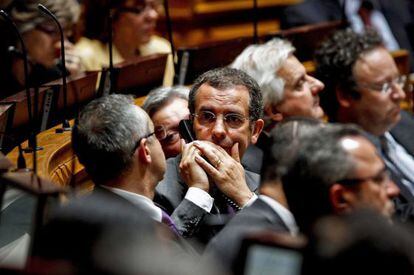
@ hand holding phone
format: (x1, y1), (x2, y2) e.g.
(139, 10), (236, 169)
(179, 119), (195, 143)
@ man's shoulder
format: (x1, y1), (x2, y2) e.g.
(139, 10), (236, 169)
(220, 198), (284, 231)
(390, 111), (414, 154)
(204, 198), (289, 267)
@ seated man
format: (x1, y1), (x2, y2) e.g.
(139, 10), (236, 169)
(231, 38), (325, 173)
(142, 86), (190, 159)
(231, 38), (325, 132)
(315, 28), (414, 222)
(72, 94), (177, 234)
(155, 67), (264, 244)
(282, 124), (400, 235)
(204, 118), (322, 273)
(279, 0), (414, 70)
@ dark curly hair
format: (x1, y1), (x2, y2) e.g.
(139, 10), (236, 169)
(314, 28), (383, 121)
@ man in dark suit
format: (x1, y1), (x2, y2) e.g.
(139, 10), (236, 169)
(280, 0), (414, 70)
(155, 68), (264, 245)
(282, 124), (400, 235)
(315, 28), (414, 223)
(203, 118), (323, 273)
(72, 94), (178, 234)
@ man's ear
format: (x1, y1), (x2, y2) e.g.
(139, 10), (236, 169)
(265, 105), (284, 122)
(251, 118), (264, 144)
(336, 87), (353, 108)
(137, 139), (152, 164)
(329, 184), (356, 214)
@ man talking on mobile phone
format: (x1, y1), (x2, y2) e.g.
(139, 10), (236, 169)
(155, 67), (264, 246)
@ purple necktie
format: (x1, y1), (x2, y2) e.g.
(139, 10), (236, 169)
(161, 210), (180, 235)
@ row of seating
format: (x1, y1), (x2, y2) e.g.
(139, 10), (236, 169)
(3, 21), (413, 189)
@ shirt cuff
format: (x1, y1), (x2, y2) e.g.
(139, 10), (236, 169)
(241, 193), (258, 209)
(185, 187), (214, 212)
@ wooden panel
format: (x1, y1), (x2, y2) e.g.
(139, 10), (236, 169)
(6, 97), (146, 190)
(157, 0), (302, 46)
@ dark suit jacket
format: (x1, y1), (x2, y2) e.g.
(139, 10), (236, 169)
(280, 0), (414, 70)
(241, 144), (264, 174)
(203, 198), (291, 273)
(155, 154), (261, 245)
(367, 111), (414, 222)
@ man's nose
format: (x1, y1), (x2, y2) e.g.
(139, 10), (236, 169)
(386, 180), (400, 199)
(390, 83), (407, 102)
(309, 75), (325, 95)
(211, 116), (226, 141)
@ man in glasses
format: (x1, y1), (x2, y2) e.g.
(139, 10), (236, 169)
(315, 28), (414, 223)
(72, 94), (184, 237)
(282, 124), (400, 235)
(142, 86), (190, 159)
(155, 67), (264, 245)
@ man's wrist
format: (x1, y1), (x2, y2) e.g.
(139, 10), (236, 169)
(233, 191), (255, 207)
(188, 183), (209, 193)
(185, 187), (214, 212)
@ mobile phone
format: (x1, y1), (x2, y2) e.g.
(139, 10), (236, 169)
(179, 119), (195, 143)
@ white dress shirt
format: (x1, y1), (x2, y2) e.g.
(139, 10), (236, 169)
(185, 187), (258, 212)
(345, 0), (399, 50)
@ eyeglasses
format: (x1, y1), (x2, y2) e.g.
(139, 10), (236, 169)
(131, 131), (155, 155)
(336, 168), (391, 187)
(193, 110), (249, 129)
(356, 75), (407, 94)
(154, 125), (181, 145)
(118, 0), (161, 15)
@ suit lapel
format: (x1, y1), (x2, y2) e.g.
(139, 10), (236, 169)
(390, 112), (414, 156)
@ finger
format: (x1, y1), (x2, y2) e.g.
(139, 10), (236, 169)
(231, 143), (240, 162)
(195, 154), (220, 177)
(193, 141), (226, 164)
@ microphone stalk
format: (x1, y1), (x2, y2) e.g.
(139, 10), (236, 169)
(162, 0), (178, 84)
(1, 10), (42, 174)
(38, 4), (71, 133)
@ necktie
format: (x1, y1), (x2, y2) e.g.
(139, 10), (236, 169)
(380, 135), (414, 194)
(161, 210), (180, 235)
(358, 0), (374, 28)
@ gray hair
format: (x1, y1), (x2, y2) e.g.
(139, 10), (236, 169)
(2, 0), (80, 33)
(231, 38), (295, 107)
(262, 117), (325, 183)
(142, 85), (189, 117)
(282, 123), (366, 233)
(72, 94), (150, 184)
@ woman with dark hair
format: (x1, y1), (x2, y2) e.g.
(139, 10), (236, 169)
(0, 0), (81, 99)
(75, 0), (173, 86)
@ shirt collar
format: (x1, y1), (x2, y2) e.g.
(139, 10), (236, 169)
(102, 186), (162, 222)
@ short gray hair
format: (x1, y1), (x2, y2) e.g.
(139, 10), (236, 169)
(231, 38), (295, 107)
(72, 94), (150, 184)
(142, 85), (189, 117)
(282, 123), (367, 233)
